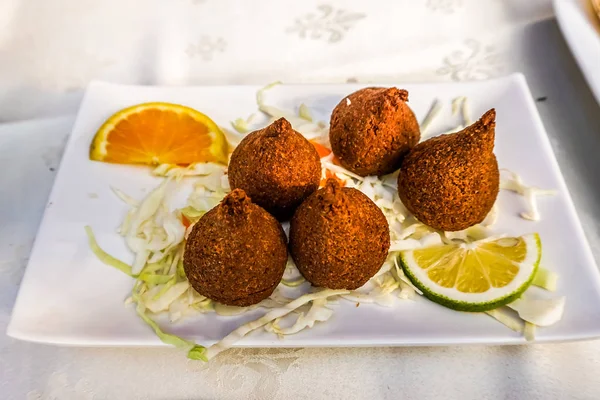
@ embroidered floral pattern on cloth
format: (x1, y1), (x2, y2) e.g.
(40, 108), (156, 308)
(4, 0), (600, 399)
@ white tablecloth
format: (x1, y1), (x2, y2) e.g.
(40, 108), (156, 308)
(2, 1), (600, 399)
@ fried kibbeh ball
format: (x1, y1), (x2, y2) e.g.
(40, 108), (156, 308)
(228, 117), (321, 220)
(329, 87), (420, 177)
(183, 189), (287, 306)
(289, 179), (390, 290)
(397, 109), (499, 232)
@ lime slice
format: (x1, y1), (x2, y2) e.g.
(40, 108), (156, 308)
(399, 233), (541, 312)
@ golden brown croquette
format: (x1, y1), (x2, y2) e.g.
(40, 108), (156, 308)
(397, 109), (499, 232)
(228, 117), (321, 220)
(183, 189), (288, 306)
(289, 179), (390, 290)
(329, 87), (420, 177)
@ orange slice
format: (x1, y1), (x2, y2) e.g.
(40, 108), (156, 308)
(90, 102), (228, 166)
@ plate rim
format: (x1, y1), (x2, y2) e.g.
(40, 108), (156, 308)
(7, 73), (600, 348)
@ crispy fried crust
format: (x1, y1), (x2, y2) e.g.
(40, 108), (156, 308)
(329, 87), (420, 176)
(397, 109), (499, 231)
(183, 189), (288, 306)
(228, 117), (321, 220)
(289, 179), (390, 290)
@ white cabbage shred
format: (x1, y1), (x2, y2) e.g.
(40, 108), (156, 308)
(485, 308), (523, 333)
(532, 267), (558, 291)
(419, 98), (442, 135)
(268, 297), (334, 335)
(87, 88), (563, 360)
(500, 169), (555, 221)
(451, 96), (472, 125)
(205, 289), (348, 359)
(230, 113), (257, 133)
(507, 293), (565, 327)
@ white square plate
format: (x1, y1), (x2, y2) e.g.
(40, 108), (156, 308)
(7, 74), (600, 348)
(554, 0), (600, 105)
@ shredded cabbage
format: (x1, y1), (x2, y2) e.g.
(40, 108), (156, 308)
(442, 225), (497, 243)
(257, 82), (299, 122)
(204, 289), (348, 360)
(179, 206), (205, 221)
(485, 308), (523, 333)
(481, 203), (499, 227)
(187, 346), (209, 361)
(442, 124), (464, 135)
(500, 169), (555, 221)
(187, 186), (227, 213)
(257, 82), (329, 145)
(169, 287), (213, 322)
(135, 300), (207, 360)
(342, 274), (401, 307)
(507, 294), (565, 327)
(214, 303), (258, 316)
(142, 281), (189, 313)
(231, 118), (250, 133)
(267, 288), (296, 306)
(420, 97), (470, 140)
(451, 96), (472, 126)
(321, 158), (364, 181)
(524, 322), (536, 341)
(221, 126), (248, 149)
(372, 256), (394, 279)
(420, 98), (442, 136)
(85, 226), (134, 277)
(212, 290), (305, 317)
(256, 81), (282, 109)
(121, 180), (173, 274)
(280, 257), (307, 287)
(138, 273), (173, 285)
(451, 96), (465, 116)
(532, 268), (558, 291)
(152, 163), (225, 181)
(281, 277), (306, 287)
(230, 113), (257, 133)
(270, 298), (333, 335)
(111, 187), (140, 207)
(392, 255), (422, 296)
(483, 292), (564, 341)
(135, 303), (191, 347)
(299, 103), (313, 122)
(461, 97), (472, 125)
(389, 233), (443, 252)
(341, 254), (408, 307)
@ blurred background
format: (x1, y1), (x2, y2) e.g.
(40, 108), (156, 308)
(0, 0), (559, 122)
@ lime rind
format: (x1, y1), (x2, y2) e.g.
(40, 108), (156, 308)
(399, 233), (541, 312)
